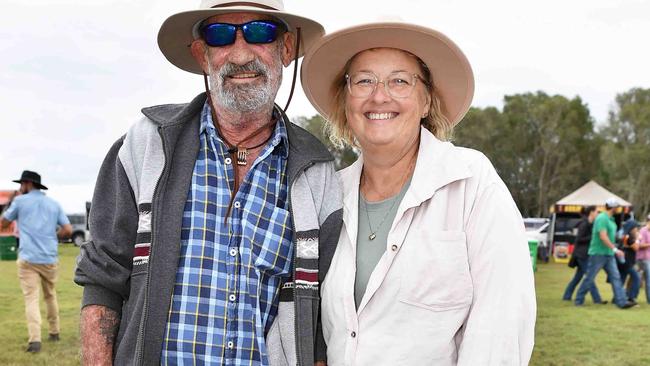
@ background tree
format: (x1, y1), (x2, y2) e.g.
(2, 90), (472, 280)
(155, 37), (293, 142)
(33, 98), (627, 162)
(598, 87), (650, 216)
(455, 92), (599, 216)
(295, 115), (358, 170)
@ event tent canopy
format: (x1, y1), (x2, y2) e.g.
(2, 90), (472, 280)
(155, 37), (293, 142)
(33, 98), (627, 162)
(554, 180), (632, 213)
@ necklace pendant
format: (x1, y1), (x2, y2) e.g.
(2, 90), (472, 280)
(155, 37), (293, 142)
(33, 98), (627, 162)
(236, 147), (248, 166)
(369, 233), (376, 240)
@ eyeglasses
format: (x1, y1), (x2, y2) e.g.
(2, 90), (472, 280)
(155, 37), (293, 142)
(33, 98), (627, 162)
(345, 71), (427, 99)
(201, 20), (285, 47)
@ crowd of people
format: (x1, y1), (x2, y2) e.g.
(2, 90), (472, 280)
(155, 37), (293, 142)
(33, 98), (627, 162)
(563, 200), (650, 308)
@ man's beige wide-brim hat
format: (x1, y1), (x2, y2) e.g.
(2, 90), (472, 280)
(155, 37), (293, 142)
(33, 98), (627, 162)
(301, 22), (474, 126)
(158, 0), (325, 74)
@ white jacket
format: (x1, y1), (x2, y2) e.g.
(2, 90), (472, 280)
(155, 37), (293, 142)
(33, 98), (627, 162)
(322, 128), (536, 366)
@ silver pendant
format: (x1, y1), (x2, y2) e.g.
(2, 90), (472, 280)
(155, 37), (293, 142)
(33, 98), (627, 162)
(369, 233), (376, 240)
(236, 148), (248, 166)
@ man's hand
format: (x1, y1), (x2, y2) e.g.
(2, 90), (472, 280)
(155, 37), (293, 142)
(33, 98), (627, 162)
(57, 223), (73, 240)
(0, 217), (11, 229)
(614, 249), (624, 258)
(80, 305), (120, 366)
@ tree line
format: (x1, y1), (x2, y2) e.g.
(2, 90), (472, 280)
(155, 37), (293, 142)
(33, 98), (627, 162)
(296, 87), (650, 218)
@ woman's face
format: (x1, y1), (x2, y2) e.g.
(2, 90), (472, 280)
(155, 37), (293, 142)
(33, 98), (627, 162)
(344, 48), (430, 152)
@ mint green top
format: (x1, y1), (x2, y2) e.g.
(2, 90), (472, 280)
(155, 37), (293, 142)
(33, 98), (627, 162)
(588, 212), (617, 256)
(355, 179), (411, 309)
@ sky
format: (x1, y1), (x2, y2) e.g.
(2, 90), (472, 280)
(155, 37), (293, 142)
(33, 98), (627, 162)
(1, 0), (649, 213)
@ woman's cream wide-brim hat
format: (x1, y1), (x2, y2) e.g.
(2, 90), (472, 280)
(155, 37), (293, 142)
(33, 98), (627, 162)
(301, 22), (474, 126)
(158, 0), (325, 74)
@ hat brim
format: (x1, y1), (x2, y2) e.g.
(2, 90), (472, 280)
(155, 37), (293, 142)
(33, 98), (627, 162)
(12, 179), (48, 190)
(158, 7), (325, 74)
(300, 22), (474, 126)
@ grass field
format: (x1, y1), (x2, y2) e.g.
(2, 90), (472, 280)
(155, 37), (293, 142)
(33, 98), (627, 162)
(1, 246), (649, 365)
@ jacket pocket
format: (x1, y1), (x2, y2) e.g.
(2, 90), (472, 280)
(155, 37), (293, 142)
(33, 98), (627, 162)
(398, 230), (473, 311)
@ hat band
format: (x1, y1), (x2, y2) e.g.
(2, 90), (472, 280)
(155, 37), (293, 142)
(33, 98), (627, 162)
(211, 2), (280, 11)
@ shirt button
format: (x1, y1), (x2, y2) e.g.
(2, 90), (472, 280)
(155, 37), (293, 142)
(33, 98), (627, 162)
(234, 201), (241, 209)
(229, 248), (238, 256)
(229, 294), (236, 302)
(391, 244), (398, 251)
(225, 157), (232, 165)
(351, 331), (356, 338)
(227, 341), (234, 349)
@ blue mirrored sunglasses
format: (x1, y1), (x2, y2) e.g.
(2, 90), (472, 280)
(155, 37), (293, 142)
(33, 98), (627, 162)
(201, 20), (285, 47)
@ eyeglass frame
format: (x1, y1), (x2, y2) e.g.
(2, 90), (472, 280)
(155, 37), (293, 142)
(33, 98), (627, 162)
(344, 71), (430, 99)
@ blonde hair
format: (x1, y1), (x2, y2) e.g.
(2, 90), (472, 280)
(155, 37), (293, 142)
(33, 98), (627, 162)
(326, 49), (453, 149)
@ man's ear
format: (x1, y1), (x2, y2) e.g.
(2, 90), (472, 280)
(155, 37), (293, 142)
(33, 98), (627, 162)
(190, 39), (209, 73)
(280, 32), (296, 67)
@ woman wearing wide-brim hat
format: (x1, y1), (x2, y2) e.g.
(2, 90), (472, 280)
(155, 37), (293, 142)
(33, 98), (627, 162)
(301, 22), (536, 365)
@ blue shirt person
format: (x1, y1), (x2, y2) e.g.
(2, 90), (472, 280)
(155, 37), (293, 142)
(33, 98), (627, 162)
(0, 170), (72, 352)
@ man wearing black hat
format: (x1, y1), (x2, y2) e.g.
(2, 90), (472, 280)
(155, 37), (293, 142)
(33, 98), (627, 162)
(0, 170), (72, 353)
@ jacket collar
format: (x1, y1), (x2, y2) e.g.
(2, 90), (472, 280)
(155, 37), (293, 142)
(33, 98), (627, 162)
(140, 92), (333, 180)
(342, 127), (473, 215)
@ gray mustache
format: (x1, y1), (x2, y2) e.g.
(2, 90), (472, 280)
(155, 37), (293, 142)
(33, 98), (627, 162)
(219, 60), (268, 80)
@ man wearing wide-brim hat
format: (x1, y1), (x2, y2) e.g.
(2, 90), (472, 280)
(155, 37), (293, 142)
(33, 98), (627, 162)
(1, 170), (72, 353)
(74, 1), (342, 365)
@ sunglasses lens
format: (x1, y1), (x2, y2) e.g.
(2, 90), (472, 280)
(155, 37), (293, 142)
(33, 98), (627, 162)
(202, 23), (236, 46)
(242, 21), (279, 44)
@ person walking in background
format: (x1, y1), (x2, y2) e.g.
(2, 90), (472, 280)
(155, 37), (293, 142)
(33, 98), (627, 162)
(74, 1), (342, 365)
(618, 220), (641, 302)
(563, 206), (606, 303)
(574, 198), (637, 308)
(635, 214), (650, 303)
(0, 170), (72, 353)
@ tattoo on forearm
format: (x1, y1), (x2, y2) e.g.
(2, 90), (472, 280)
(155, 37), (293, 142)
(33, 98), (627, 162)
(80, 305), (120, 366)
(98, 309), (119, 343)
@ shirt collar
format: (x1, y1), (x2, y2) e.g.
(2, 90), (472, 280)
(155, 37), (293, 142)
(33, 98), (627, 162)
(199, 101), (289, 158)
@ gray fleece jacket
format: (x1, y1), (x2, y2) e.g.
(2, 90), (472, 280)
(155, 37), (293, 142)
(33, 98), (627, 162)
(74, 93), (343, 365)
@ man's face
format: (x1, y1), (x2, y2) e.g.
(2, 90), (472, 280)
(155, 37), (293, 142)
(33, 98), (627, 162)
(588, 210), (598, 222)
(191, 12), (295, 114)
(19, 181), (31, 194)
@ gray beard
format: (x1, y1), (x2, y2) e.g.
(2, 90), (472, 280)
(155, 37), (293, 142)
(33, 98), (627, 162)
(208, 58), (282, 114)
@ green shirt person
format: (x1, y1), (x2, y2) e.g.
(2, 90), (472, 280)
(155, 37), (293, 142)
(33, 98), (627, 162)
(575, 198), (635, 309)
(588, 211), (620, 256)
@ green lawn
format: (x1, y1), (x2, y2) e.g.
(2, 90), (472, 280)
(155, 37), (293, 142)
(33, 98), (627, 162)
(1, 247), (649, 365)
(0, 245), (82, 366)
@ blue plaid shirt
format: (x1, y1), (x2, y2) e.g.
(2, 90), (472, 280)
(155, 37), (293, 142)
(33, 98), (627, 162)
(161, 103), (294, 365)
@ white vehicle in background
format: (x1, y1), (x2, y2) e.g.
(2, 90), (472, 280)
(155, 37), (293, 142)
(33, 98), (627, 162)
(524, 218), (551, 262)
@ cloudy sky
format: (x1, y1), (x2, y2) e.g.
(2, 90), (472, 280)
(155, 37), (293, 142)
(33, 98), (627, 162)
(1, 0), (649, 213)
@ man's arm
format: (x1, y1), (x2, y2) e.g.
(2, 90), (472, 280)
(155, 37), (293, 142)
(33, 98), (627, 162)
(57, 223), (73, 240)
(74, 136), (139, 364)
(599, 229), (623, 256)
(80, 305), (119, 366)
(639, 230), (650, 249)
(0, 217), (11, 229)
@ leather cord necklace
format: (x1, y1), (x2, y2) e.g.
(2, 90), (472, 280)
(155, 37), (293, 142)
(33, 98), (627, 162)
(203, 79), (276, 216)
(200, 27), (301, 217)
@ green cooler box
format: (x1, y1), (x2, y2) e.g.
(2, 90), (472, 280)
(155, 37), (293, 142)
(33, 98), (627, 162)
(528, 239), (538, 272)
(0, 236), (18, 261)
